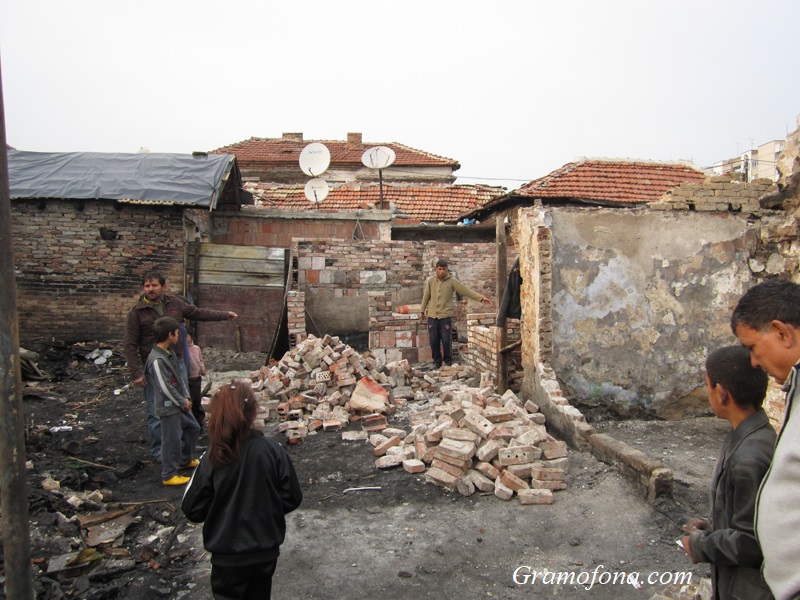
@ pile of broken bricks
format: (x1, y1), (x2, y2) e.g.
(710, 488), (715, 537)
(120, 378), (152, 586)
(206, 332), (569, 505)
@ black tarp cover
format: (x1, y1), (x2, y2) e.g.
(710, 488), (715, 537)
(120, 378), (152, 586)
(7, 150), (238, 208)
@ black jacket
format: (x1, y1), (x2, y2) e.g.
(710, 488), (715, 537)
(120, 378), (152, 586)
(688, 409), (775, 600)
(182, 431), (303, 567)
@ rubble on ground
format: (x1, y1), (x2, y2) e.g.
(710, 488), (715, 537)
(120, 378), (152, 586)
(207, 333), (570, 504)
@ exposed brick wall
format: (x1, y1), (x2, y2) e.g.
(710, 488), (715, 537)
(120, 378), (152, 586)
(11, 200), (189, 344)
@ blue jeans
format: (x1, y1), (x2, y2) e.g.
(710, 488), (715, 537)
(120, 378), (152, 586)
(427, 317), (452, 365)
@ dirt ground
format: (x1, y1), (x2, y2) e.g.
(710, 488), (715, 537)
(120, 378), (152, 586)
(12, 342), (725, 599)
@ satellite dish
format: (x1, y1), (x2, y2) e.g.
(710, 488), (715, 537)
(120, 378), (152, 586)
(361, 146), (396, 170)
(304, 178), (329, 203)
(299, 143), (331, 177)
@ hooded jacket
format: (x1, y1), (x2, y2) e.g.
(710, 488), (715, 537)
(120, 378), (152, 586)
(182, 431), (303, 567)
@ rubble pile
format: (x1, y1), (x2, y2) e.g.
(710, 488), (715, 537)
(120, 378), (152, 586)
(369, 386), (569, 505)
(218, 333), (570, 505)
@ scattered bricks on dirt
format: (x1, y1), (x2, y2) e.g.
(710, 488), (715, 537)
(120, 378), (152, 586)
(474, 461), (500, 480)
(369, 434), (388, 447)
(425, 466), (459, 490)
(530, 478), (567, 491)
(322, 419), (343, 432)
(483, 406), (516, 423)
(442, 427), (480, 444)
(498, 445), (537, 466)
(475, 439), (502, 463)
(506, 463), (534, 479)
(530, 467), (566, 482)
(499, 469), (529, 491)
(436, 438), (477, 462)
(432, 452), (473, 472)
(469, 469), (496, 492)
(374, 454), (404, 469)
(342, 431), (368, 442)
(431, 458), (469, 479)
(518, 488), (554, 505)
(373, 436), (402, 456)
(457, 475), (476, 497)
(494, 479), (514, 501)
(403, 459), (426, 474)
(424, 416), (456, 443)
(413, 435), (429, 462)
(383, 427), (407, 438)
(539, 440), (568, 459)
(361, 414), (388, 432)
(460, 411), (495, 439)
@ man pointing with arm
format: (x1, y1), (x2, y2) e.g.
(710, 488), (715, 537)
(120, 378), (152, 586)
(420, 259), (491, 369)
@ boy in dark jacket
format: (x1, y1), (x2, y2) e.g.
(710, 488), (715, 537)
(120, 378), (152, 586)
(145, 317), (201, 486)
(680, 345), (775, 600)
(182, 380), (302, 599)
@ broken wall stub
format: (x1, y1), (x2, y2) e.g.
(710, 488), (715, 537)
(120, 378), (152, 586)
(515, 203), (785, 421)
(11, 200), (189, 344)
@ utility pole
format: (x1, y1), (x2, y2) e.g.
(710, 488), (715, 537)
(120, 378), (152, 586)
(0, 59), (35, 599)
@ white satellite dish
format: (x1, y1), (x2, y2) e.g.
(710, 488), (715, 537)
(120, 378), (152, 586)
(299, 143), (331, 177)
(304, 178), (329, 203)
(361, 146), (396, 170)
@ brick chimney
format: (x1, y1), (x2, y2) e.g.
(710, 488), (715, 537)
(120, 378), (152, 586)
(346, 132), (363, 149)
(282, 132), (303, 142)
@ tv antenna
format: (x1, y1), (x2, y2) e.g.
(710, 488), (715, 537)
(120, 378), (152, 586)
(361, 146), (396, 209)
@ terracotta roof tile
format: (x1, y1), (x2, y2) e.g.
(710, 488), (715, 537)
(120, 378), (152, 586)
(246, 182), (504, 223)
(211, 136), (460, 170)
(514, 159), (706, 204)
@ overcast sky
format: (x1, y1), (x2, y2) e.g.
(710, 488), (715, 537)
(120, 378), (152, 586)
(1, 1), (798, 191)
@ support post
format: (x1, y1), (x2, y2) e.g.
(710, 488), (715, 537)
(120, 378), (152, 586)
(496, 215), (508, 393)
(0, 61), (35, 599)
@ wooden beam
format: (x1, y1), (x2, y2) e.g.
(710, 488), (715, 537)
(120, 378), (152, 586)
(496, 216), (508, 393)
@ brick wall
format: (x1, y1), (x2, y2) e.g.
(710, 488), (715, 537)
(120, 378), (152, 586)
(466, 313), (522, 392)
(11, 200), (189, 344)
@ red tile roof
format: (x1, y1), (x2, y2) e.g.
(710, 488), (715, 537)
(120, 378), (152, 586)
(514, 159), (706, 205)
(246, 182), (504, 223)
(211, 134), (460, 170)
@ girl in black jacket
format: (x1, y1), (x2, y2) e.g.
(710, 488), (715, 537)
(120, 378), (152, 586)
(182, 380), (303, 599)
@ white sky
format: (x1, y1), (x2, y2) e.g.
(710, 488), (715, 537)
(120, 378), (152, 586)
(1, 0), (798, 191)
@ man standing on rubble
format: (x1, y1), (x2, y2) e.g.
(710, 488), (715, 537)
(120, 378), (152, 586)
(124, 272), (238, 460)
(420, 259), (491, 369)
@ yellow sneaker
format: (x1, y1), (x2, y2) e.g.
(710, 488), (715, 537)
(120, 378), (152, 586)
(179, 459), (200, 469)
(163, 475), (191, 486)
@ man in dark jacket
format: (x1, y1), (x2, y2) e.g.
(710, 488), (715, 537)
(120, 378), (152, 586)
(123, 272), (237, 459)
(681, 346), (775, 600)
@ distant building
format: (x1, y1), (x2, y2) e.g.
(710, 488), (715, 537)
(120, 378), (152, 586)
(211, 132), (460, 185)
(713, 139), (785, 182)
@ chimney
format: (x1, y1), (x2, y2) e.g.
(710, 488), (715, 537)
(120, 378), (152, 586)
(282, 132), (303, 142)
(346, 132), (363, 150)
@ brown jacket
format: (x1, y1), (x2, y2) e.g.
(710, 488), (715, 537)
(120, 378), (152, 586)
(123, 294), (231, 380)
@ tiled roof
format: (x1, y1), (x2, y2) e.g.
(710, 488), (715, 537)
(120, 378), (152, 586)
(246, 182), (504, 223)
(514, 159), (707, 205)
(211, 135), (460, 170)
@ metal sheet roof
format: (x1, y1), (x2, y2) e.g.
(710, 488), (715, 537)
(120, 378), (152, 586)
(8, 150), (239, 209)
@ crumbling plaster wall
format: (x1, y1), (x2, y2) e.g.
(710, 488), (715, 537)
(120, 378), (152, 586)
(513, 201), (785, 421)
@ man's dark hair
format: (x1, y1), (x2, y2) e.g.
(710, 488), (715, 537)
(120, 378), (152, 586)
(142, 272), (166, 286)
(706, 346), (768, 410)
(731, 279), (800, 333)
(435, 259), (448, 268)
(153, 317), (181, 343)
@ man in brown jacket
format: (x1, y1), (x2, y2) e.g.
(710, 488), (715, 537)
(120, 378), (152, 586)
(123, 272), (237, 459)
(420, 259), (491, 368)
